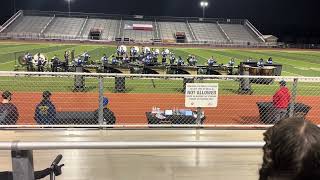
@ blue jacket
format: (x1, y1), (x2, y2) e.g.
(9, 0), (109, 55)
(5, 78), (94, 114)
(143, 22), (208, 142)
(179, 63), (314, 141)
(35, 100), (56, 125)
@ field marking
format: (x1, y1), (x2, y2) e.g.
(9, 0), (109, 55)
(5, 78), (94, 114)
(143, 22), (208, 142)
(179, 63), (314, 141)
(0, 60), (14, 65)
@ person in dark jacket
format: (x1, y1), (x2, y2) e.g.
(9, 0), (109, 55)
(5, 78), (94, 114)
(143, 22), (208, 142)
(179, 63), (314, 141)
(95, 97), (116, 125)
(35, 91), (56, 125)
(0, 91), (19, 125)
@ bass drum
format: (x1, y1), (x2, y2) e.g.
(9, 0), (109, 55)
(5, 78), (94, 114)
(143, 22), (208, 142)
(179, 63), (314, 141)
(18, 55), (27, 65)
(118, 45), (127, 53)
(32, 54), (48, 65)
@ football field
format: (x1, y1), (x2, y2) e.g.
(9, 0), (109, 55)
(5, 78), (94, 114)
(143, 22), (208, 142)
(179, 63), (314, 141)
(0, 42), (320, 77)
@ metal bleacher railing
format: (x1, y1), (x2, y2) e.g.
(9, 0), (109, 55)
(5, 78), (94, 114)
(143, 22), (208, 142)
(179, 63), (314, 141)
(0, 71), (319, 128)
(0, 140), (265, 180)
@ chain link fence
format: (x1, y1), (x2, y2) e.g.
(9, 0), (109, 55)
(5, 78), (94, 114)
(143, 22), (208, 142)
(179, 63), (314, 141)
(0, 72), (319, 128)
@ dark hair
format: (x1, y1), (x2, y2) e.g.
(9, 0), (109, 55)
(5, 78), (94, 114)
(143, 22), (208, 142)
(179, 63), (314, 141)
(259, 117), (320, 180)
(2, 91), (12, 99)
(42, 91), (52, 100)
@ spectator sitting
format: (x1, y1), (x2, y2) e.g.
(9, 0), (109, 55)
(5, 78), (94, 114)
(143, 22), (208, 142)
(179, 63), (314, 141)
(95, 97), (116, 125)
(0, 91), (19, 125)
(259, 117), (320, 180)
(35, 91), (56, 125)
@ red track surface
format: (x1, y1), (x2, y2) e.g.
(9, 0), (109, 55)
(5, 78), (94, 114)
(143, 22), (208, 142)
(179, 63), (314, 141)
(9, 92), (320, 125)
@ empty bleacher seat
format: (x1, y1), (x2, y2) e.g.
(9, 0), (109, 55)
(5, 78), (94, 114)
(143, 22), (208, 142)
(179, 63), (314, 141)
(158, 22), (192, 42)
(44, 17), (85, 39)
(220, 24), (259, 43)
(189, 23), (227, 42)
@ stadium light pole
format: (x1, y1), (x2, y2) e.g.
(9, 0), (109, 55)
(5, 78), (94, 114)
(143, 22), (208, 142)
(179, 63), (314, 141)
(200, 1), (209, 19)
(66, 0), (72, 16)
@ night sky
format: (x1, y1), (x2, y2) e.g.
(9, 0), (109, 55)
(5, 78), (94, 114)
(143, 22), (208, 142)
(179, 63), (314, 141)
(0, 0), (319, 43)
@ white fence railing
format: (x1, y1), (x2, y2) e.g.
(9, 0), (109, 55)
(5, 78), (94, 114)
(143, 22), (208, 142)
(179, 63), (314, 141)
(0, 72), (319, 128)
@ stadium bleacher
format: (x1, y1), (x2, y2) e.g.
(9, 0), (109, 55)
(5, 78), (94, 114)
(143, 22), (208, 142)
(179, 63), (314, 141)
(2, 16), (52, 36)
(81, 18), (119, 40)
(219, 24), (260, 43)
(44, 17), (85, 39)
(189, 22), (227, 43)
(158, 21), (193, 42)
(0, 10), (267, 45)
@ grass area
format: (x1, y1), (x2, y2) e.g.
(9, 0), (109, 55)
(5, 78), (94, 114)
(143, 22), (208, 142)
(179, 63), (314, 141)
(0, 42), (320, 76)
(0, 76), (319, 96)
(0, 42), (319, 96)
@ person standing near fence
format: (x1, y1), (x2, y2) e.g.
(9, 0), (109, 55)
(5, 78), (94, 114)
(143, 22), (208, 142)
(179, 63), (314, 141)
(273, 80), (291, 122)
(35, 91), (56, 125)
(0, 91), (19, 125)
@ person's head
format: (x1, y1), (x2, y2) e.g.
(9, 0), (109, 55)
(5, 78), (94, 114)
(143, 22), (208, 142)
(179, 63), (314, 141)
(42, 91), (52, 100)
(279, 80), (286, 87)
(2, 91), (12, 101)
(103, 97), (109, 108)
(259, 117), (320, 180)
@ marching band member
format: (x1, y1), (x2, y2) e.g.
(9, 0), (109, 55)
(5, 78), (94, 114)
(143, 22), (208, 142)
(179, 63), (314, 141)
(170, 53), (176, 65)
(101, 54), (108, 65)
(111, 55), (118, 65)
(177, 56), (184, 66)
(51, 55), (60, 72)
(25, 52), (33, 71)
(229, 58), (235, 66)
(188, 55), (197, 66)
(267, 57), (273, 64)
(207, 56), (217, 67)
(161, 49), (169, 65)
(258, 58), (264, 67)
(81, 52), (90, 63)
(123, 55), (130, 64)
(64, 51), (70, 71)
(36, 53), (45, 72)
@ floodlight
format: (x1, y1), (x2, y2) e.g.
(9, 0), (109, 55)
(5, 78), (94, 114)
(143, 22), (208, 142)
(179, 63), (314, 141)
(200, 1), (209, 18)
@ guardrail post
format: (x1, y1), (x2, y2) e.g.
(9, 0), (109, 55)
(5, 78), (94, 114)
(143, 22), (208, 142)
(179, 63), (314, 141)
(289, 78), (298, 117)
(196, 107), (202, 125)
(12, 150), (35, 180)
(98, 76), (104, 125)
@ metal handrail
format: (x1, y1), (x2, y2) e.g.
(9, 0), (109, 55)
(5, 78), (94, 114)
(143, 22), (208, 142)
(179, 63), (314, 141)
(0, 71), (318, 82)
(0, 141), (265, 150)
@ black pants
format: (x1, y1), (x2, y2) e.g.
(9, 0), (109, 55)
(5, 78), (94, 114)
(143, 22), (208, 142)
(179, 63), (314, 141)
(52, 65), (58, 72)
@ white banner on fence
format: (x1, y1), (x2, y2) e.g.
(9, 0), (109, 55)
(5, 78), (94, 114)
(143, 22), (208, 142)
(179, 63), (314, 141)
(185, 83), (219, 108)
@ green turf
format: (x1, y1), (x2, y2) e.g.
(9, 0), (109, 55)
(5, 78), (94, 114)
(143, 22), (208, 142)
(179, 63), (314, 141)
(0, 76), (319, 96)
(0, 42), (319, 96)
(0, 42), (320, 76)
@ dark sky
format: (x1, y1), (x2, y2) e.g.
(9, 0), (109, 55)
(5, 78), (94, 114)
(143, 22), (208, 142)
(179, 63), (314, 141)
(1, 0), (320, 43)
